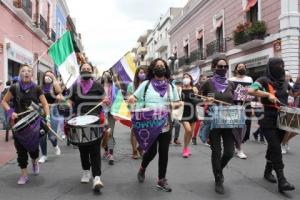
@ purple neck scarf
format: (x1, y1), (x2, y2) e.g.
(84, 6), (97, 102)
(212, 73), (228, 93)
(80, 79), (94, 95)
(43, 84), (51, 93)
(19, 80), (35, 92)
(151, 79), (169, 97)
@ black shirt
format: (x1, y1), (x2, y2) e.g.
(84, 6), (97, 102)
(69, 81), (105, 116)
(9, 83), (43, 113)
(255, 77), (289, 128)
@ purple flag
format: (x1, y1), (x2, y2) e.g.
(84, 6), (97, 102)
(131, 109), (169, 152)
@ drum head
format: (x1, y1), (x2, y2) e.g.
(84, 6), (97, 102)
(13, 111), (39, 131)
(68, 115), (99, 126)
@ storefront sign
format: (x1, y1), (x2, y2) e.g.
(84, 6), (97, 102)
(7, 42), (33, 65)
(231, 55), (269, 69)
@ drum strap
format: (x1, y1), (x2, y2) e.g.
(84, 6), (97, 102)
(268, 83), (280, 110)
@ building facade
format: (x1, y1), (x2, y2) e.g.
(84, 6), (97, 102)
(135, 30), (152, 68)
(169, 0), (300, 80)
(145, 7), (182, 73)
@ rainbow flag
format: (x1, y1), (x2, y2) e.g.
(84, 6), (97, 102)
(111, 52), (136, 84)
(110, 87), (131, 127)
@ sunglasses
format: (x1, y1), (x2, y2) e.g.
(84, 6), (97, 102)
(216, 65), (229, 69)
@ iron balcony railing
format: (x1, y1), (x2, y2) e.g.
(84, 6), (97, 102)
(206, 39), (226, 57)
(189, 49), (204, 63)
(39, 15), (48, 35)
(51, 29), (56, 42)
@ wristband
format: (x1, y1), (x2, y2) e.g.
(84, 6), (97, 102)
(45, 115), (51, 122)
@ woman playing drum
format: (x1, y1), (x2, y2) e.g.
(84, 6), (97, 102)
(248, 57), (295, 193)
(1, 64), (51, 185)
(200, 56), (236, 194)
(67, 63), (109, 192)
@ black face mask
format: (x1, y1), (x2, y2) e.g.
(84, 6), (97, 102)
(80, 71), (92, 80)
(237, 68), (246, 75)
(154, 68), (166, 78)
(215, 69), (227, 77)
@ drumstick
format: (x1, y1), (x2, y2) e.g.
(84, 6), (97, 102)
(195, 94), (232, 106)
(48, 127), (64, 142)
(84, 101), (104, 116)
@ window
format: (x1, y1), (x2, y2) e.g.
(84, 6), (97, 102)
(216, 23), (224, 52)
(197, 38), (203, 59)
(244, 0), (259, 23)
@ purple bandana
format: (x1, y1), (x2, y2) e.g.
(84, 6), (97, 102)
(212, 74), (228, 93)
(43, 84), (51, 93)
(19, 80), (35, 92)
(131, 108), (169, 152)
(151, 79), (169, 97)
(80, 79), (94, 95)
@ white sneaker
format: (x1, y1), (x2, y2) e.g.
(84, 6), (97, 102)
(93, 176), (104, 190)
(38, 155), (47, 163)
(55, 146), (61, 156)
(281, 145), (288, 154)
(236, 150), (247, 159)
(81, 170), (91, 183)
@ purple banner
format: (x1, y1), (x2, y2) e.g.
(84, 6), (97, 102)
(233, 82), (254, 102)
(131, 109), (169, 152)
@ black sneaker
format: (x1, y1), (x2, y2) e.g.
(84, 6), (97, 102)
(156, 178), (172, 192)
(137, 168), (145, 183)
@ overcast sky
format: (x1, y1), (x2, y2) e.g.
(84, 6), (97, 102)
(66, 0), (188, 71)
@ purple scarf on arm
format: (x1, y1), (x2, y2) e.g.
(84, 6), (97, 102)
(19, 80), (35, 92)
(211, 74), (228, 93)
(151, 79), (169, 97)
(80, 79), (94, 95)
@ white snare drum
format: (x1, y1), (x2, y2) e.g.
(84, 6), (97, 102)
(210, 105), (245, 129)
(67, 115), (103, 146)
(277, 106), (300, 134)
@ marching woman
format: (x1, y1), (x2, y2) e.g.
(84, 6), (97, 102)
(1, 64), (51, 185)
(180, 73), (199, 158)
(68, 63), (109, 192)
(248, 58), (295, 193)
(127, 66), (147, 159)
(201, 57), (235, 194)
(128, 58), (181, 192)
(38, 70), (62, 163)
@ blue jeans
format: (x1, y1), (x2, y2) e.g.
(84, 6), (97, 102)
(199, 120), (211, 143)
(39, 105), (62, 155)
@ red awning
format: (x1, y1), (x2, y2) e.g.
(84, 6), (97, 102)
(196, 30), (203, 40)
(244, 0), (257, 12)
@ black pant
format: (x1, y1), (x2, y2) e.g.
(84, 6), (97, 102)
(141, 131), (171, 179)
(209, 129), (235, 175)
(243, 106), (252, 142)
(14, 139), (39, 169)
(78, 139), (101, 177)
(261, 128), (285, 170)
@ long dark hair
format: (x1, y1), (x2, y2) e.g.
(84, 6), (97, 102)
(133, 66), (147, 90)
(101, 70), (113, 85)
(233, 63), (246, 76)
(147, 58), (171, 80)
(41, 70), (55, 86)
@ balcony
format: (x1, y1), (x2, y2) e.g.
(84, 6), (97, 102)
(206, 39), (226, 57)
(155, 38), (168, 52)
(178, 56), (190, 68)
(13, 0), (33, 25)
(189, 49), (204, 63)
(35, 15), (48, 39)
(137, 46), (147, 55)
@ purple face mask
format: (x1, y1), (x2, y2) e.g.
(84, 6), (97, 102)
(138, 73), (146, 81)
